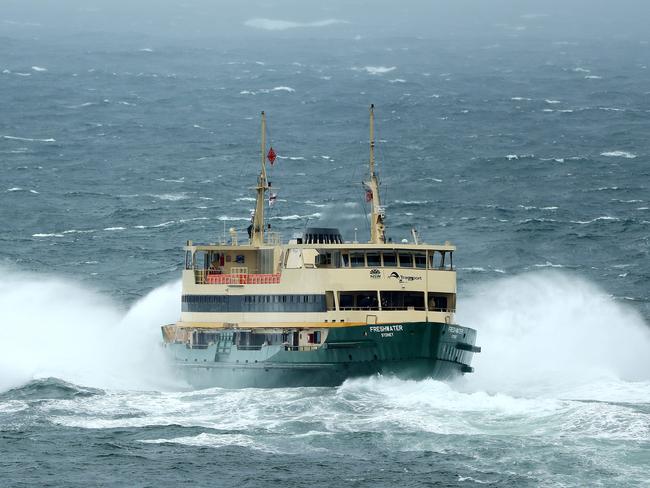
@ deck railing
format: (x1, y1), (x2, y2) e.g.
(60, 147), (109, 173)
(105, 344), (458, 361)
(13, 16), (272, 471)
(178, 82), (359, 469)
(193, 269), (280, 285)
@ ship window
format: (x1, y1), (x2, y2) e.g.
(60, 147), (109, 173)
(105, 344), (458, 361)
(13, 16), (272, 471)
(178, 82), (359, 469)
(341, 253), (350, 267)
(339, 291), (379, 310)
(380, 291), (425, 310)
(350, 252), (365, 268)
(414, 253), (427, 269)
(399, 253), (414, 268)
(427, 293), (455, 312)
(366, 253), (381, 267)
(185, 251), (192, 269)
(382, 252), (397, 267)
(316, 252), (333, 267)
(314, 330), (321, 344)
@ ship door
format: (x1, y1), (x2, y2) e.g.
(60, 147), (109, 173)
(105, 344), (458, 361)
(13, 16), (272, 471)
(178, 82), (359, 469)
(292, 331), (299, 348)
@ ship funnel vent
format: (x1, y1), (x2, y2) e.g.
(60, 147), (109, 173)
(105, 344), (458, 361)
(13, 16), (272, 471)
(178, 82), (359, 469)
(302, 227), (343, 244)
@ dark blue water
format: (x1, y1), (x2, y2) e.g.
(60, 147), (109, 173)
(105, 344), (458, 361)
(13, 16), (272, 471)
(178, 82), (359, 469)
(1, 32), (649, 487)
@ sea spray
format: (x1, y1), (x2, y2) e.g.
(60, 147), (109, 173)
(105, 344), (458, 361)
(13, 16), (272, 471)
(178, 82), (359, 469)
(456, 271), (650, 398)
(0, 267), (183, 392)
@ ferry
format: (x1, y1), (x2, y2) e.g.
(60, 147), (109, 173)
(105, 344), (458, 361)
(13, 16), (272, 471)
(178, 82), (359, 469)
(161, 105), (480, 388)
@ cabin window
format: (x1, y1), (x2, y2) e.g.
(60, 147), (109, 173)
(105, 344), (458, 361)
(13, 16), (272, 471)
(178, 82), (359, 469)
(341, 253), (350, 267)
(316, 252), (333, 267)
(380, 291), (425, 310)
(428, 293), (455, 311)
(350, 252), (365, 268)
(366, 253), (381, 267)
(414, 253), (427, 269)
(338, 291), (379, 310)
(185, 251), (192, 269)
(382, 252), (397, 267)
(399, 253), (414, 268)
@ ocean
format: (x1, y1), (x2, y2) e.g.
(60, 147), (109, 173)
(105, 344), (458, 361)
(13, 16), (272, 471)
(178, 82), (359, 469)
(1, 31), (649, 487)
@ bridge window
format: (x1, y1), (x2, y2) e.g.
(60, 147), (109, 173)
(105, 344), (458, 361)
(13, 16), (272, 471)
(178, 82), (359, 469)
(380, 291), (425, 310)
(341, 253), (350, 267)
(382, 252), (397, 267)
(350, 252), (365, 268)
(414, 253), (427, 269)
(399, 253), (414, 268)
(366, 253), (381, 267)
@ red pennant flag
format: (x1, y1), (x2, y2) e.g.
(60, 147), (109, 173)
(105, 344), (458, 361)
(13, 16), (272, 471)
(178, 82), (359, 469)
(267, 147), (277, 165)
(365, 189), (373, 202)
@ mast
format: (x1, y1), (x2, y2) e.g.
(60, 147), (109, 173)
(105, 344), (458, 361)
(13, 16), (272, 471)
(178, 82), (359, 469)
(367, 104), (386, 243)
(251, 111), (268, 246)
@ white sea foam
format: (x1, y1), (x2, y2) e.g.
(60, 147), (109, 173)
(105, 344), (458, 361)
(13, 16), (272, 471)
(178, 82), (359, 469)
(31, 66), (47, 72)
(139, 433), (278, 452)
(150, 193), (188, 201)
(3, 135), (55, 142)
(217, 216), (249, 221)
(0, 267), (182, 392)
(511, 97), (532, 101)
(6, 187), (22, 192)
(235, 197), (256, 202)
(459, 272), (650, 397)
(103, 226), (125, 231)
(545, 99), (561, 104)
(601, 150), (637, 159)
(244, 18), (348, 31)
(270, 213), (321, 221)
(388, 78), (406, 83)
(354, 66), (396, 75)
(571, 216), (620, 224)
(585, 75), (602, 79)
(152, 221), (175, 228)
(276, 155), (305, 161)
(32, 233), (64, 238)
(271, 86), (295, 92)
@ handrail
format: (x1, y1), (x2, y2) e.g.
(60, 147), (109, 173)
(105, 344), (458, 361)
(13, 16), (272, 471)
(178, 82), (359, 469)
(194, 269), (281, 285)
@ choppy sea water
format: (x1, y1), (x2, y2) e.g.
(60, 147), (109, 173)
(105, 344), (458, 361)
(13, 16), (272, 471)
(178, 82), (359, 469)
(1, 32), (649, 487)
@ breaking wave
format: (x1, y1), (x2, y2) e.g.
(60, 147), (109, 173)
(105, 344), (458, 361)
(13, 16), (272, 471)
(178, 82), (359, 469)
(244, 18), (348, 31)
(0, 267), (182, 392)
(457, 271), (650, 398)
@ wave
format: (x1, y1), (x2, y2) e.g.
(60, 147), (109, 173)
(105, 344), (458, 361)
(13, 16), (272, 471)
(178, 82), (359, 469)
(571, 216), (620, 224)
(3, 135), (56, 142)
(244, 18), (348, 31)
(149, 193), (189, 201)
(271, 86), (295, 92)
(601, 150), (637, 159)
(0, 267), (182, 393)
(354, 66), (396, 75)
(457, 271), (650, 397)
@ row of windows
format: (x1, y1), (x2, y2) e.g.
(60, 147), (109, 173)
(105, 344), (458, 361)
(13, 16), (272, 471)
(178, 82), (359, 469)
(337, 291), (454, 312)
(243, 295), (319, 304)
(181, 294), (327, 313)
(319, 250), (453, 269)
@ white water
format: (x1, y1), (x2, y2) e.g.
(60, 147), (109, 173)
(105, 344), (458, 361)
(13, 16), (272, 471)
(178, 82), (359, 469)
(458, 271), (650, 400)
(0, 267), (182, 392)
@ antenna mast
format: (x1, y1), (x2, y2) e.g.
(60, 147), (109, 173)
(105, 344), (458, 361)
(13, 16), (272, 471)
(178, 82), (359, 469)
(367, 104), (386, 243)
(251, 111), (268, 246)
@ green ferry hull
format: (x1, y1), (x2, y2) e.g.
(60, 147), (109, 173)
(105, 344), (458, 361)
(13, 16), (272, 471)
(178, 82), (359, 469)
(165, 322), (479, 388)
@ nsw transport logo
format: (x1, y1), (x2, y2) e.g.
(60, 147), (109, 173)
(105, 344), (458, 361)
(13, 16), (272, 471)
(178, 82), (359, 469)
(369, 268), (381, 279)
